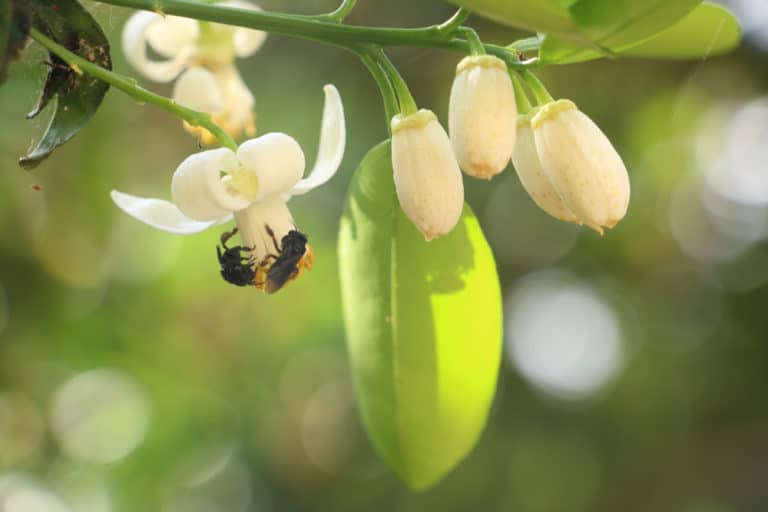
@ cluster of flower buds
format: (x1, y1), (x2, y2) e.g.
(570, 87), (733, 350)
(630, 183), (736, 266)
(390, 53), (630, 240)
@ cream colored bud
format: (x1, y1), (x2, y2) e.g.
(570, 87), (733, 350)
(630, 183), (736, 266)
(511, 118), (578, 223)
(525, 100), (630, 233)
(449, 55), (517, 179)
(391, 109), (464, 241)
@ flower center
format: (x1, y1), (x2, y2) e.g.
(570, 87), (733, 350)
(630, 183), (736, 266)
(223, 165), (260, 201)
(194, 21), (236, 67)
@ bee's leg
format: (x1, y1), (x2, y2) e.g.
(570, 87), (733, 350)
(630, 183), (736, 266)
(220, 227), (239, 248)
(216, 245), (224, 263)
(264, 224), (281, 254)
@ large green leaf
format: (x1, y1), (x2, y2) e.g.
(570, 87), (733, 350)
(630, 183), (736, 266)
(621, 2), (741, 59)
(19, 0), (111, 169)
(540, 2), (741, 64)
(338, 141), (502, 490)
(446, 0), (576, 36)
(0, 0), (31, 85)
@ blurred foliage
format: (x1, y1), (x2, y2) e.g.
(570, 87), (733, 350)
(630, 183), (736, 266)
(0, 0), (767, 511)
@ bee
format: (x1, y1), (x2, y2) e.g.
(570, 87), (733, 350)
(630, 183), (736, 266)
(216, 228), (256, 287)
(256, 226), (314, 294)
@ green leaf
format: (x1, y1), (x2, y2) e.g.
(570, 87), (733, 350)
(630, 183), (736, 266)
(621, 3), (741, 59)
(0, 0), (31, 85)
(445, 0), (577, 36)
(540, 2), (741, 64)
(338, 141), (502, 490)
(19, 0), (111, 169)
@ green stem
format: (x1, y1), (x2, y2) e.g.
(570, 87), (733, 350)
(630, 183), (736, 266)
(29, 28), (238, 151)
(358, 51), (398, 128)
(325, 0), (357, 22)
(458, 27), (485, 55)
(510, 72), (533, 114)
(437, 7), (471, 35)
(94, 0), (538, 68)
(520, 70), (554, 105)
(376, 51), (417, 116)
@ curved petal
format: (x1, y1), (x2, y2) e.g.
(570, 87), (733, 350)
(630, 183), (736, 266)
(122, 11), (193, 82)
(236, 133), (305, 201)
(289, 84), (346, 197)
(220, 1), (268, 57)
(173, 67), (226, 114)
(110, 190), (228, 234)
(172, 147), (251, 220)
(144, 15), (199, 57)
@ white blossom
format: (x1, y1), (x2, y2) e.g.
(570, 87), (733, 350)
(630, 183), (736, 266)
(449, 55), (517, 179)
(111, 85), (345, 291)
(391, 110), (464, 241)
(122, 1), (266, 143)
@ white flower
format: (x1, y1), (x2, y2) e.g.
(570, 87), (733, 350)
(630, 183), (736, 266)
(449, 55), (517, 179)
(122, 1), (266, 143)
(391, 109), (464, 241)
(512, 99), (630, 233)
(110, 85), (345, 292)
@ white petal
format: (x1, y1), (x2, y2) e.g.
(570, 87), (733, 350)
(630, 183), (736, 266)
(220, 1), (268, 57)
(289, 84), (346, 197)
(171, 147), (251, 220)
(233, 195), (295, 262)
(121, 11), (193, 82)
(237, 133), (305, 201)
(110, 190), (228, 235)
(144, 15), (199, 57)
(173, 67), (226, 114)
(216, 65), (255, 128)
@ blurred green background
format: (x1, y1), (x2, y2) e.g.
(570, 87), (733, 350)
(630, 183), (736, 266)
(1, 0), (768, 510)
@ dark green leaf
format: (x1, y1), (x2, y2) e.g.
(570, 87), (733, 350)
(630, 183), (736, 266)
(540, 2), (741, 64)
(19, 0), (111, 169)
(338, 141), (502, 490)
(0, 0), (31, 84)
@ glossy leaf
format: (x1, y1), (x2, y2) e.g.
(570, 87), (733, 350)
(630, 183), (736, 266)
(540, 2), (741, 64)
(446, 0), (576, 36)
(622, 3), (741, 59)
(338, 141), (502, 490)
(19, 0), (111, 169)
(0, 0), (31, 85)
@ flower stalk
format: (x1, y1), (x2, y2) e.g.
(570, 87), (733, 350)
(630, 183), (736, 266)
(28, 27), (238, 150)
(93, 0), (539, 69)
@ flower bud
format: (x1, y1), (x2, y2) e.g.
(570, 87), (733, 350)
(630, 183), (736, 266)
(449, 55), (517, 179)
(511, 118), (578, 223)
(391, 110), (464, 241)
(530, 100), (630, 233)
(511, 100), (630, 233)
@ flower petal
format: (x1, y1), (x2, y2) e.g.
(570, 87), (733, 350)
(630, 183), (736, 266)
(144, 15), (199, 57)
(237, 133), (305, 201)
(173, 67), (226, 114)
(122, 11), (194, 82)
(110, 190), (229, 235)
(220, 1), (268, 57)
(171, 147), (251, 220)
(289, 84), (346, 197)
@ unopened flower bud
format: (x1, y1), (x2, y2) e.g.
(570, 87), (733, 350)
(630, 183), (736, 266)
(391, 109), (464, 241)
(449, 55), (517, 179)
(511, 100), (630, 233)
(511, 118), (578, 223)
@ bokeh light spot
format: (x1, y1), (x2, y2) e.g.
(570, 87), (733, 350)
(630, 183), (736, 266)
(51, 369), (150, 464)
(505, 269), (625, 401)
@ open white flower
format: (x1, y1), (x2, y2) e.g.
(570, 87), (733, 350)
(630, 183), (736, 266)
(111, 85), (345, 292)
(122, 1), (266, 143)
